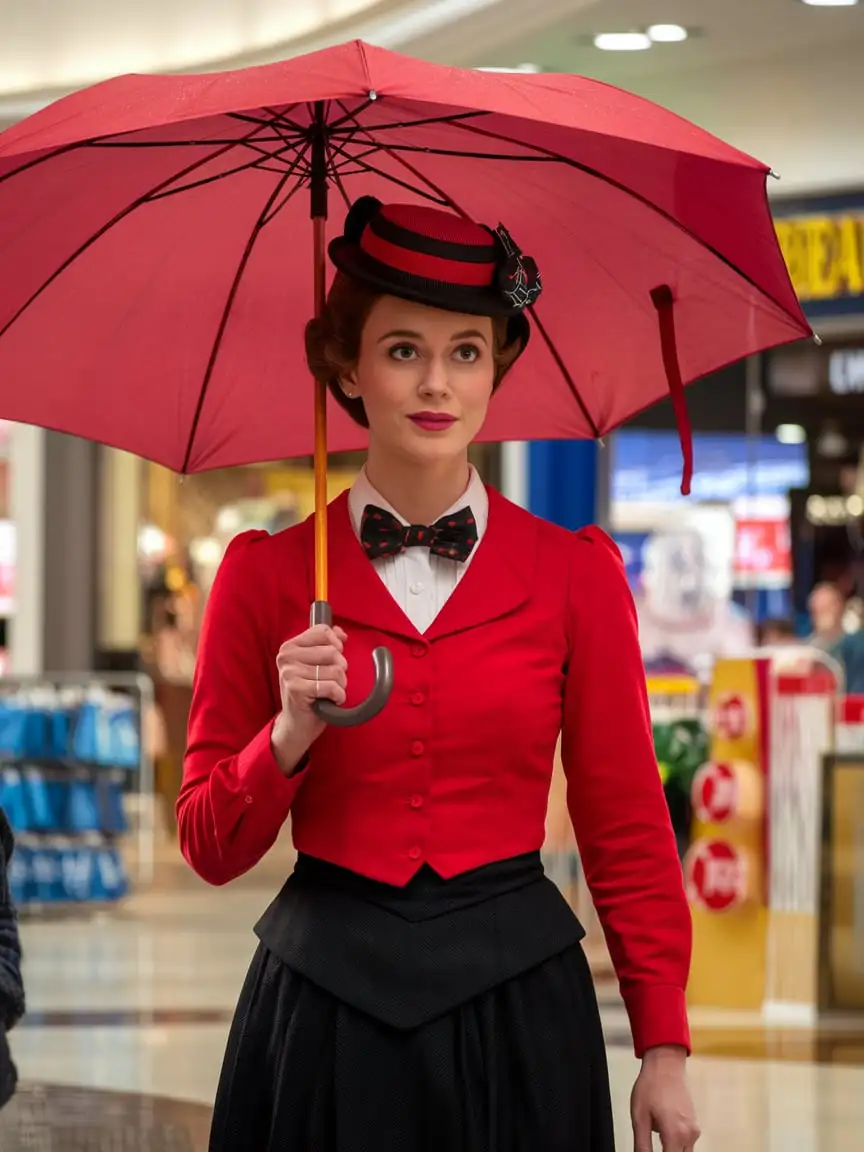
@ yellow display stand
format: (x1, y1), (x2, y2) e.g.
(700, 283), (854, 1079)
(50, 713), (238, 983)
(686, 658), (770, 1011)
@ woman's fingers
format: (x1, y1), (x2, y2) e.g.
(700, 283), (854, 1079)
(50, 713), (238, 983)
(277, 644), (347, 670)
(289, 625), (345, 651)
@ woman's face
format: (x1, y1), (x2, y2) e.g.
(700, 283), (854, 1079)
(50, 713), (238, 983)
(342, 295), (496, 466)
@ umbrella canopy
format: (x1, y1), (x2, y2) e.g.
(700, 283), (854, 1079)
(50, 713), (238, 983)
(0, 39), (809, 478)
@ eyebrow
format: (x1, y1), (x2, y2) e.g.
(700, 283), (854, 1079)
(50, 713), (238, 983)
(377, 328), (489, 344)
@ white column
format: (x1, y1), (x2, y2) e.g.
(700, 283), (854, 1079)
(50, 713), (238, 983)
(9, 423), (45, 675)
(500, 440), (529, 508)
(98, 447), (143, 652)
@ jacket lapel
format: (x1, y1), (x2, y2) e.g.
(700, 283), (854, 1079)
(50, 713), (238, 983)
(425, 487), (535, 641)
(321, 487), (536, 642)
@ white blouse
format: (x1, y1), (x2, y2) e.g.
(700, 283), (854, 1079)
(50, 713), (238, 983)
(347, 467), (489, 634)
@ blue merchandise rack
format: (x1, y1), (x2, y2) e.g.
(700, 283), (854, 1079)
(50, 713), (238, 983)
(0, 672), (156, 909)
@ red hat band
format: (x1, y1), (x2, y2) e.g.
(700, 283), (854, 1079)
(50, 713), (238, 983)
(360, 206), (498, 289)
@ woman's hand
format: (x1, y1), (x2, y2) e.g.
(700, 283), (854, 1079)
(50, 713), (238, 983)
(270, 624), (348, 772)
(631, 1046), (700, 1151)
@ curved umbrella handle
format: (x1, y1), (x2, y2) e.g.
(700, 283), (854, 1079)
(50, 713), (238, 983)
(309, 601), (394, 727)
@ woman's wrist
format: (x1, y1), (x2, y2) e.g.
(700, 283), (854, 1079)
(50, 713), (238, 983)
(270, 713), (313, 777)
(641, 1045), (688, 1069)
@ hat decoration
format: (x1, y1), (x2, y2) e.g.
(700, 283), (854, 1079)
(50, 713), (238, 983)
(493, 223), (542, 311)
(329, 196), (542, 319)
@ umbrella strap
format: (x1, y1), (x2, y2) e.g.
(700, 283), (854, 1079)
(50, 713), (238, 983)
(651, 285), (693, 497)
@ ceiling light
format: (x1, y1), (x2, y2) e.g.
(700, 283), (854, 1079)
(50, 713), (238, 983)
(799, 0), (859, 6)
(776, 424), (806, 445)
(647, 24), (689, 42)
(476, 64), (542, 72)
(593, 32), (652, 51)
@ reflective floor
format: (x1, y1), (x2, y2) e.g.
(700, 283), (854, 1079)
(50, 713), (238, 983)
(4, 827), (864, 1151)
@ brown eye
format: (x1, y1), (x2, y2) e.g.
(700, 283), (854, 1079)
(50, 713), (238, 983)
(388, 344), (418, 362)
(454, 344), (480, 363)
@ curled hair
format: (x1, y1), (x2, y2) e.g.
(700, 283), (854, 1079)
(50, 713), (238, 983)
(304, 272), (526, 429)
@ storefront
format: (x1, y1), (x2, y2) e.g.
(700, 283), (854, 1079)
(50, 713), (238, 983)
(764, 191), (864, 628)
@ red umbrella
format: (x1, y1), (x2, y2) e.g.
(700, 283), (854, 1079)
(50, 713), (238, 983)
(0, 39), (810, 722)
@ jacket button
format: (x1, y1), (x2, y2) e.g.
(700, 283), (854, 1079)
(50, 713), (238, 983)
(411, 691), (426, 706)
(410, 740), (424, 757)
(409, 794), (424, 809)
(411, 644), (428, 658)
(408, 846), (422, 860)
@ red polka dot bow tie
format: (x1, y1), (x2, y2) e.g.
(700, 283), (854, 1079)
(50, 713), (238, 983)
(360, 504), (478, 562)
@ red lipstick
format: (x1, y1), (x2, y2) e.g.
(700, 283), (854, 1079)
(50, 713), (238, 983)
(409, 411), (457, 431)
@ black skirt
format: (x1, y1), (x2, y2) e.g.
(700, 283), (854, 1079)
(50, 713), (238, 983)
(209, 853), (616, 1152)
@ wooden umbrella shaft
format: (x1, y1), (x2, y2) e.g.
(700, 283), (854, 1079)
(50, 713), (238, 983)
(313, 214), (329, 603)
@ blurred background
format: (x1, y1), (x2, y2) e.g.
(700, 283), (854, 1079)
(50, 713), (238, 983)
(1, 1), (864, 1148)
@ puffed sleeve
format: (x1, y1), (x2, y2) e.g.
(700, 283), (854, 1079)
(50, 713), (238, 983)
(176, 531), (308, 886)
(561, 526), (692, 1057)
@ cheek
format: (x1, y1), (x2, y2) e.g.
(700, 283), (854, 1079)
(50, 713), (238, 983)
(463, 369), (495, 415)
(356, 363), (411, 418)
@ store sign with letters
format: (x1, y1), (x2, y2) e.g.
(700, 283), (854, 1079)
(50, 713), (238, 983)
(773, 195), (864, 316)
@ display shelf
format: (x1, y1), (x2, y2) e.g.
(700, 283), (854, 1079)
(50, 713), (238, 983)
(0, 672), (155, 908)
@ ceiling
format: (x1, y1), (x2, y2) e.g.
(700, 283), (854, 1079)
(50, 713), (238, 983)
(473, 0), (864, 82)
(0, 0), (391, 100)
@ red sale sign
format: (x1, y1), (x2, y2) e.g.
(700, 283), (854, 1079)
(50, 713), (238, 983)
(733, 519), (791, 587)
(684, 840), (748, 912)
(712, 693), (750, 741)
(692, 762), (738, 824)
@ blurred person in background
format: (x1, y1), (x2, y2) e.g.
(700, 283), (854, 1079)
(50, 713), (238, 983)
(809, 582), (864, 692)
(0, 806), (24, 1110)
(758, 618), (797, 646)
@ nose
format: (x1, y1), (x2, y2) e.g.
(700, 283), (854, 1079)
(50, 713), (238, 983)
(418, 354), (452, 398)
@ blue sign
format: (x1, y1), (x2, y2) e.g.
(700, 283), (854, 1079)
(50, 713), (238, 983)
(612, 431), (808, 504)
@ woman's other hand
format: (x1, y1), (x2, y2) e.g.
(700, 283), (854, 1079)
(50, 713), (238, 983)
(270, 625), (348, 772)
(631, 1046), (700, 1151)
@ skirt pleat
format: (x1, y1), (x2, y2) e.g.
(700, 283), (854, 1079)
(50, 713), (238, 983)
(209, 942), (616, 1152)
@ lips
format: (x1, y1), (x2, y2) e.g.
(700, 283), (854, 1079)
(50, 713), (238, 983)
(409, 412), (457, 431)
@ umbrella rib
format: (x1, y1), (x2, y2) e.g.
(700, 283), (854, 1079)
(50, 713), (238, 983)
(181, 158), (308, 472)
(261, 144), (312, 225)
(228, 106), (305, 133)
(0, 141), (92, 187)
(380, 143), (558, 162)
(147, 141), (302, 202)
(327, 109), (490, 136)
(447, 119), (803, 330)
(528, 306), (600, 437)
(325, 138), (354, 211)
(0, 118), (279, 344)
(328, 99), (376, 131)
(326, 134), (450, 206)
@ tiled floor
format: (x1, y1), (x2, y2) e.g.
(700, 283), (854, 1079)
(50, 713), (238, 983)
(4, 832), (864, 1150)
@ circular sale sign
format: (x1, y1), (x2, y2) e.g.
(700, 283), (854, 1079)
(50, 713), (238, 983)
(691, 762), (738, 824)
(684, 840), (748, 912)
(712, 693), (750, 741)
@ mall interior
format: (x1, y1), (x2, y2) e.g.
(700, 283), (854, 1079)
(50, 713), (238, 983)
(1, 0), (864, 1148)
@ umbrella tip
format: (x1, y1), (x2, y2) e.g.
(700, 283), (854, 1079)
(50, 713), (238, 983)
(769, 168), (781, 181)
(368, 89), (378, 100)
(813, 332), (823, 347)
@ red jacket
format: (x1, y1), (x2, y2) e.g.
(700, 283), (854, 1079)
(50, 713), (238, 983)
(178, 487), (692, 1056)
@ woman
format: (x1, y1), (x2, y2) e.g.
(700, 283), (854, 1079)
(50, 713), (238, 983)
(0, 806), (24, 1110)
(178, 197), (700, 1152)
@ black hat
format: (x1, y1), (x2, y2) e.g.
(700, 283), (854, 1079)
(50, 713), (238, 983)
(329, 197), (542, 345)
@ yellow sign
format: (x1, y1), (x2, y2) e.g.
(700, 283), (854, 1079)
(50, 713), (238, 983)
(775, 213), (864, 302)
